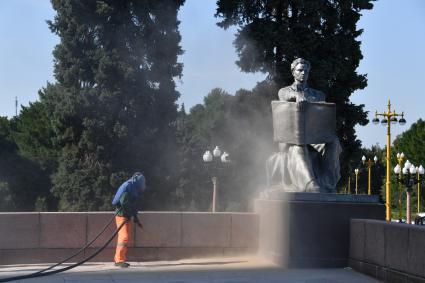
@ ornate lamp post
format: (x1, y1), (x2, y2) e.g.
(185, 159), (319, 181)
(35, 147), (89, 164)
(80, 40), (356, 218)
(202, 146), (230, 213)
(394, 162), (424, 224)
(372, 99), (406, 221)
(362, 155), (378, 195)
(354, 168), (360, 195)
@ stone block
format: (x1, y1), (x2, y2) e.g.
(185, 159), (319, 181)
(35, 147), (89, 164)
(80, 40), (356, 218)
(155, 247), (223, 261)
(348, 258), (362, 272)
(0, 213), (39, 249)
(255, 199), (288, 258)
(84, 247), (115, 262)
(223, 247), (256, 257)
(349, 219), (365, 261)
(128, 247), (159, 261)
(93, 247), (171, 263)
(87, 212), (122, 248)
(181, 213), (231, 247)
(230, 213), (258, 248)
(385, 222), (409, 272)
(255, 195), (384, 268)
(407, 275), (425, 283)
(364, 220), (385, 266)
(286, 201), (351, 266)
(360, 261), (379, 279)
(377, 266), (389, 282)
(40, 213), (87, 248)
(386, 269), (408, 283)
(1, 248), (85, 265)
(407, 226), (425, 278)
(135, 212), (181, 247)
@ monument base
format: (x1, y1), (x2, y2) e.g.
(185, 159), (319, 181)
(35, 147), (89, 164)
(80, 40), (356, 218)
(254, 192), (384, 268)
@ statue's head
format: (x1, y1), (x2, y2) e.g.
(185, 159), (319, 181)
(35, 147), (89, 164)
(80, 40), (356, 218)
(291, 58), (311, 84)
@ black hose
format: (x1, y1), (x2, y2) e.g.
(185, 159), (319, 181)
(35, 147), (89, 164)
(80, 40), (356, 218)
(0, 217), (128, 282)
(32, 212), (117, 275)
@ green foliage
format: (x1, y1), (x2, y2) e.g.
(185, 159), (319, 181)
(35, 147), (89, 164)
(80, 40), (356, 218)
(0, 0), (382, 213)
(0, 181), (15, 211)
(175, 83), (275, 211)
(42, 0), (185, 210)
(0, 116), (52, 211)
(13, 101), (58, 171)
(392, 119), (425, 215)
(358, 120), (425, 219)
(341, 144), (385, 196)
(215, 0), (375, 187)
(393, 119), (425, 167)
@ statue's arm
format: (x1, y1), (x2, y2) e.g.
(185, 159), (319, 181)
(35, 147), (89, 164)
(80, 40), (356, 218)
(278, 88), (295, 102)
(317, 90), (326, 102)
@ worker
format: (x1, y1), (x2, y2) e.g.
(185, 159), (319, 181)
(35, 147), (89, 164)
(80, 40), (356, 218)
(112, 172), (145, 268)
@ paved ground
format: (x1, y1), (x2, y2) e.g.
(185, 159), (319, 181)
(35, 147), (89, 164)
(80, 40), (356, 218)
(0, 257), (379, 283)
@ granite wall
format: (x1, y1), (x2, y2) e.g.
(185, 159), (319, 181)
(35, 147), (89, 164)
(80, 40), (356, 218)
(0, 212), (258, 264)
(349, 219), (425, 282)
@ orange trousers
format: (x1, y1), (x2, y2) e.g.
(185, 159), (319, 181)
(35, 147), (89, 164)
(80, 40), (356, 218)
(114, 216), (132, 263)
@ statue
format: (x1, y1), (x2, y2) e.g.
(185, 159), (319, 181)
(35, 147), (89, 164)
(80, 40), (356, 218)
(266, 58), (341, 193)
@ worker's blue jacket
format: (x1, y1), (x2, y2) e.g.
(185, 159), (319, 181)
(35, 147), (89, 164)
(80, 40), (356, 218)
(112, 173), (145, 221)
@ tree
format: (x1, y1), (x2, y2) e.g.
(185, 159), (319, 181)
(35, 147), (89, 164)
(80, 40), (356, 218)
(175, 84), (275, 211)
(43, 0), (185, 210)
(215, 0), (374, 188)
(392, 119), (425, 215)
(0, 117), (50, 211)
(11, 101), (58, 210)
(342, 144), (385, 196)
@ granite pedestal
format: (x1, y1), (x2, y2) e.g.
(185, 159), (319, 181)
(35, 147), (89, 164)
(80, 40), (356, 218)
(255, 192), (384, 268)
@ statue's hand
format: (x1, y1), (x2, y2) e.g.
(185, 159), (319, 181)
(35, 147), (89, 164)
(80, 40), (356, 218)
(311, 143), (326, 155)
(296, 98), (307, 111)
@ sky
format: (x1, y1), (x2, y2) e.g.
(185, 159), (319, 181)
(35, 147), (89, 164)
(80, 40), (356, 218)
(0, 0), (424, 149)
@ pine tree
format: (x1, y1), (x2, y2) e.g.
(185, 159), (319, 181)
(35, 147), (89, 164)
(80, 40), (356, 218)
(43, 0), (184, 210)
(215, 0), (374, 188)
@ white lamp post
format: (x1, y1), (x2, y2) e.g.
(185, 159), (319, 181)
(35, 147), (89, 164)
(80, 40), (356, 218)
(394, 161), (424, 224)
(354, 168), (360, 195)
(202, 146), (230, 212)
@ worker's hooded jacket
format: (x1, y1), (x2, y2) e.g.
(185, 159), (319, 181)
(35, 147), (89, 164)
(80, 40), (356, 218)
(112, 173), (145, 222)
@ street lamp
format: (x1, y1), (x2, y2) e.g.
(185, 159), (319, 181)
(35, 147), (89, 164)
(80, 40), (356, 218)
(372, 99), (406, 221)
(202, 146), (230, 212)
(394, 163), (424, 224)
(362, 155), (378, 195)
(354, 168), (360, 195)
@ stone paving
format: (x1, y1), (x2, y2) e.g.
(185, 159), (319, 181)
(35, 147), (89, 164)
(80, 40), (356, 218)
(0, 257), (379, 283)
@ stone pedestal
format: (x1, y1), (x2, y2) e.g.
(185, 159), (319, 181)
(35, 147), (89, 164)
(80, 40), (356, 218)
(255, 192), (384, 268)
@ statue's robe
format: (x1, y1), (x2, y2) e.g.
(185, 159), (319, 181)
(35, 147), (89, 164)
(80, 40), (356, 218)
(266, 84), (341, 193)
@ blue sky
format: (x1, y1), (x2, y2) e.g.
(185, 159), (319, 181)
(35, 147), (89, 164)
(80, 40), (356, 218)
(0, 0), (424, 149)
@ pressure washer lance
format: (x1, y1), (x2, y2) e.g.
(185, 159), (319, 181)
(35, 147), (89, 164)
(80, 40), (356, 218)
(0, 214), (127, 282)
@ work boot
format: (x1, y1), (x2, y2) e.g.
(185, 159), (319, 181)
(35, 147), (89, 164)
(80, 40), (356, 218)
(115, 262), (130, 268)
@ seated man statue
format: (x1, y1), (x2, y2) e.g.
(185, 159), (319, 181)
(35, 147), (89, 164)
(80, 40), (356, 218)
(266, 58), (341, 193)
